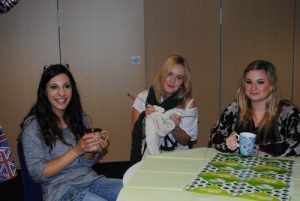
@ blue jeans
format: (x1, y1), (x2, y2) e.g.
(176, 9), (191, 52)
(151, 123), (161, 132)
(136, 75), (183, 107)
(60, 177), (123, 201)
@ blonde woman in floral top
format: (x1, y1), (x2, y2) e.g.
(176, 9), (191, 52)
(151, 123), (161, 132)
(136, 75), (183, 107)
(210, 60), (300, 157)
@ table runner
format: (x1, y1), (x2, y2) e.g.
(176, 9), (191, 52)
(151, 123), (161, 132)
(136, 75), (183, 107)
(185, 153), (295, 201)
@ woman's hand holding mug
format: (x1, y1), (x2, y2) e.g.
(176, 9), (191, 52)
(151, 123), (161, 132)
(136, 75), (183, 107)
(225, 132), (239, 151)
(234, 132), (256, 156)
(85, 128), (109, 152)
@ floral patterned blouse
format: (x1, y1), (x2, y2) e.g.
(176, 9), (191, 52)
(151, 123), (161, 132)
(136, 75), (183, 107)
(210, 100), (300, 157)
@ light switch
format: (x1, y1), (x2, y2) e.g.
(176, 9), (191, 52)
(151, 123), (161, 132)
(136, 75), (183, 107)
(131, 56), (140, 64)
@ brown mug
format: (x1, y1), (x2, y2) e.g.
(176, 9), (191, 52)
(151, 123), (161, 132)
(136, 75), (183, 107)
(85, 128), (109, 142)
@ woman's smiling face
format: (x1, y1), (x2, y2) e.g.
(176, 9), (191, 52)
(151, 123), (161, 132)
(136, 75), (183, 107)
(244, 69), (272, 104)
(46, 73), (72, 116)
(163, 64), (185, 98)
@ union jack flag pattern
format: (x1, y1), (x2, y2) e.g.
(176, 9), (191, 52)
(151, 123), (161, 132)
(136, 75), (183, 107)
(0, 127), (17, 183)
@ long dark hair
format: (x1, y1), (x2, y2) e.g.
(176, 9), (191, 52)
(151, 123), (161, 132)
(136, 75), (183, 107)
(19, 64), (86, 150)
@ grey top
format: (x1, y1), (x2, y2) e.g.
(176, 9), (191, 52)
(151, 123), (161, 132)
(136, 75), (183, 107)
(21, 115), (101, 201)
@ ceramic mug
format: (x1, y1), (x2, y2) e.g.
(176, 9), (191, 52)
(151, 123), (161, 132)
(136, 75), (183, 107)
(235, 132), (256, 156)
(85, 128), (109, 142)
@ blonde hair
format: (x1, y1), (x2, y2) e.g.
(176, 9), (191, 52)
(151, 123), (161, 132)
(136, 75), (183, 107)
(152, 55), (192, 103)
(235, 60), (280, 134)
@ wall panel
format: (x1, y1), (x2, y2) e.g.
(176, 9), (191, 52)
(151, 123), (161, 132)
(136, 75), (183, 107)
(59, 0), (145, 161)
(0, 0), (59, 167)
(221, 0), (295, 109)
(144, 0), (220, 147)
(293, 0), (300, 106)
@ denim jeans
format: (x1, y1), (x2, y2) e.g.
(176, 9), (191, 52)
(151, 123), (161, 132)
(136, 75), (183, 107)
(60, 177), (123, 201)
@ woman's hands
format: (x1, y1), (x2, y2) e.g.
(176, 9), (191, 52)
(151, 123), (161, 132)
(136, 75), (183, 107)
(43, 132), (108, 177)
(146, 104), (182, 128)
(76, 133), (108, 155)
(43, 130), (108, 178)
(225, 132), (239, 150)
(170, 111), (188, 146)
(145, 104), (156, 116)
(170, 112), (181, 126)
(145, 105), (192, 146)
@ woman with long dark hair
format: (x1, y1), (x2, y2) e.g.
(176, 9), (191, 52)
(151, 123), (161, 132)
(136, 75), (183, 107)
(19, 64), (122, 201)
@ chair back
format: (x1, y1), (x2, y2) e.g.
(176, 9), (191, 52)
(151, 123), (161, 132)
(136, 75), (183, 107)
(17, 141), (43, 201)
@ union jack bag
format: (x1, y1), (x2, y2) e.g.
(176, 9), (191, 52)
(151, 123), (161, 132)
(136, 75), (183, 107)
(0, 127), (17, 183)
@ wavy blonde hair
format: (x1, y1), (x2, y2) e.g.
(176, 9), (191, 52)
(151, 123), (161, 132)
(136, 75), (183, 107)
(152, 55), (192, 103)
(235, 60), (280, 132)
